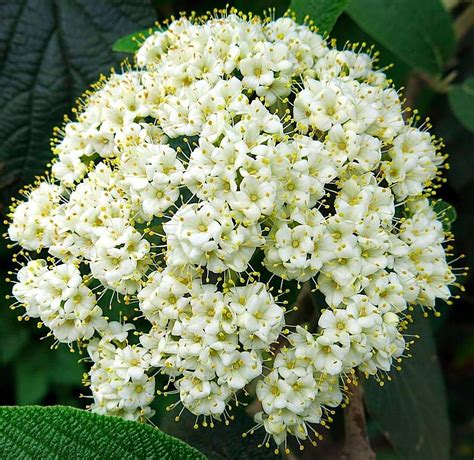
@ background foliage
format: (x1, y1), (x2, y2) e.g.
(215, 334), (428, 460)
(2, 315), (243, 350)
(0, 0), (472, 459)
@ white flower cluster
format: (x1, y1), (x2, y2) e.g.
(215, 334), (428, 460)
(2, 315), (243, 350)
(12, 260), (106, 343)
(87, 324), (155, 420)
(139, 273), (284, 417)
(8, 10), (458, 448)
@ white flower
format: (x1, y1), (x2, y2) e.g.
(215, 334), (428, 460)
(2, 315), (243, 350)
(311, 332), (350, 375)
(257, 370), (291, 413)
(239, 55), (274, 91)
(318, 308), (362, 337)
(164, 202), (225, 268)
(114, 345), (150, 381)
(226, 283), (284, 347)
(294, 79), (354, 132)
(218, 350), (262, 389)
(8, 183), (63, 251)
(229, 176), (276, 222)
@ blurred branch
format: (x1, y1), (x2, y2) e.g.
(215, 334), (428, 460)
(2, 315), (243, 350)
(404, 73), (426, 109)
(454, 3), (474, 40)
(442, 0), (460, 11)
(405, 71), (457, 104)
(340, 380), (375, 460)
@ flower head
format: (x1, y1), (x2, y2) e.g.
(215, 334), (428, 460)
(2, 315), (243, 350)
(7, 8), (458, 451)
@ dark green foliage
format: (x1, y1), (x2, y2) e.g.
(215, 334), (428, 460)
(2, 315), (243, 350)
(113, 28), (158, 53)
(364, 311), (450, 460)
(346, 0), (455, 75)
(0, 0), (155, 195)
(289, 0), (349, 33)
(162, 406), (281, 460)
(448, 77), (474, 133)
(432, 199), (457, 231)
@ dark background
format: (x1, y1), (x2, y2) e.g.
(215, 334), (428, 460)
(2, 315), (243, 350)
(0, 1), (472, 459)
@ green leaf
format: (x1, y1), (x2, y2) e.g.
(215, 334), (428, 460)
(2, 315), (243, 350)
(331, 14), (411, 88)
(112, 28), (156, 53)
(448, 77), (474, 133)
(364, 311), (450, 460)
(290, 0), (350, 33)
(0, 406), (205, 459)
(162, 406), (281, 460)
(0, 1), (155, 198)
(432, 199), (457, 231)
(234, 0), (290, 16)
(346, 0), (455, 75)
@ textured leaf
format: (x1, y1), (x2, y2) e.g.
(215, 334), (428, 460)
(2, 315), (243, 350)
(364, 311), (450, 460)
(448, 77), (474, 133)
(0, 0), (155, 196)
(346, 0), (455, 75)
(112, 27), (156, 53)
(162, 406), (281, 460)
(290, 0), (349, 33)
(0, 406), (205, 459)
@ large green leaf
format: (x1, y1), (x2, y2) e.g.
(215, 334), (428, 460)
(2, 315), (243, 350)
(331, 14), (411, 88)
(0, 406), (205, 459)
(289, 0), (349, 33)
(346, 0), (455, 76)
(0, 0), (155, 196)
(448, 77), (474, 133)
(364, 311), (450, 460)
(234, 0), (290, 16)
